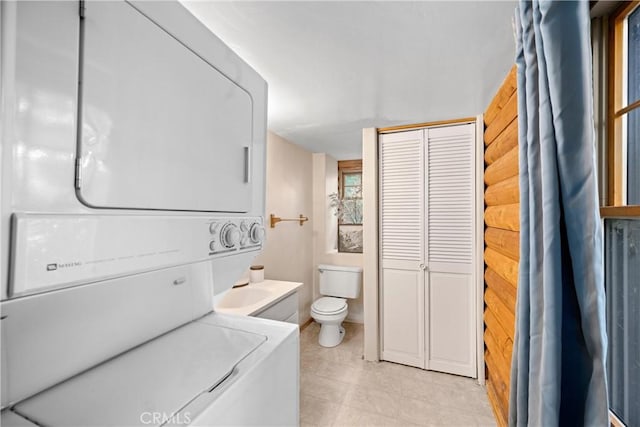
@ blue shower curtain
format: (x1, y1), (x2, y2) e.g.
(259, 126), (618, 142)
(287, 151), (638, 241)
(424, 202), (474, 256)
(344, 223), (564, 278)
(510, 1), (609, 426)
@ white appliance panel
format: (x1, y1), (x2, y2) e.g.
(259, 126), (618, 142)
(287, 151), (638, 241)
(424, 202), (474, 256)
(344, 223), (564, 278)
(10, 214), (263, 297)
(14, 321), (266, 427)
(0, 1), (81, 301)
(0, 410), (36, 427)
(1, 263), (214, 408)
(184, 314), (299, 427)
(78, 1), (253, 212)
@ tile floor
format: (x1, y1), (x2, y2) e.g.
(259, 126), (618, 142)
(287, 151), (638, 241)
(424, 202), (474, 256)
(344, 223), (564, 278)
(300, 322), (496, 427)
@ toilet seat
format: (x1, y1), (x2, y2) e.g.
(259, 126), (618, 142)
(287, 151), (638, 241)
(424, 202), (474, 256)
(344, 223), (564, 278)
(311, 297), (347, 315)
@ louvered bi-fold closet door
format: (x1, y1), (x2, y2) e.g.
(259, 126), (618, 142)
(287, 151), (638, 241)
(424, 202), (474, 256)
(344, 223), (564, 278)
(426, 123), (476, 377)
(379, 130), (425, 369)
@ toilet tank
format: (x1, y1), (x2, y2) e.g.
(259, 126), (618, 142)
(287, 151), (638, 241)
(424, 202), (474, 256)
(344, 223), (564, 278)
(318, 265), (362, 298)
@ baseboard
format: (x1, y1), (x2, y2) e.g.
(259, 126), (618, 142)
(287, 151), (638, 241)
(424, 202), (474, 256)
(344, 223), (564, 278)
(346, 314), (364, 324)
(299, 318), (314, 331)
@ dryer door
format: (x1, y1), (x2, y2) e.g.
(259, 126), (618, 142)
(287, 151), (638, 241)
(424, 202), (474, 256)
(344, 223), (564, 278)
(77, 1), (253, 212)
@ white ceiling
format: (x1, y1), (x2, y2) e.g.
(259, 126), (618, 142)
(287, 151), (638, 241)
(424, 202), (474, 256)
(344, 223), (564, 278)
(182, 1), (516, 160)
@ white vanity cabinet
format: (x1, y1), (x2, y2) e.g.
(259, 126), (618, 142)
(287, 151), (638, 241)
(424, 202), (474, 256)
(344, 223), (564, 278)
(215, 280), (302, 325)
(254, 292), (299, 324)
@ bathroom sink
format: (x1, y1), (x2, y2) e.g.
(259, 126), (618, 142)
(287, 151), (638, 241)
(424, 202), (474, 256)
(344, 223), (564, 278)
(217, 287), (272, 309)
(215, 280), (303, 319)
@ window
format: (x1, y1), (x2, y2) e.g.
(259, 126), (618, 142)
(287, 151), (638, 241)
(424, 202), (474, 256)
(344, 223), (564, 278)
(337, 160), (363, 225)
(603, 3), (640, 426)
(628, 6), (640, 203)
(608, 1), (640, 205)
(605, 219), (640, 426)
(336, 160), (362, 253)
(342, 172), (362, 202)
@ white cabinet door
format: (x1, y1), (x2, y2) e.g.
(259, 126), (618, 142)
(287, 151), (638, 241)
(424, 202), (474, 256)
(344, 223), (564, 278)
(379, 130), (425, 368)
(78, 2), (254, 212)
(425, 124), (476, 377)
(427, 272), (475, 376)
(381, 262), (425, 368)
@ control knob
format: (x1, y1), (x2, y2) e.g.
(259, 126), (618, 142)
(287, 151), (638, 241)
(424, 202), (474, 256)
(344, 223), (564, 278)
(249, 222), (265, 244)
(220, 223), (240, 248)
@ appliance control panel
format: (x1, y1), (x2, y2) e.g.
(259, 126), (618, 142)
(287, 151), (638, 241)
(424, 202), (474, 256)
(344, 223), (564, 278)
(10, 214), (265, 297)
(208, 218), (265, 254)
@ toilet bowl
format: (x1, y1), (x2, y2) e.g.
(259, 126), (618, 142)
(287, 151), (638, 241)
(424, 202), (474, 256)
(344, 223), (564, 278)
(310, 297), (348, 347)
(310, 265), (362, 348)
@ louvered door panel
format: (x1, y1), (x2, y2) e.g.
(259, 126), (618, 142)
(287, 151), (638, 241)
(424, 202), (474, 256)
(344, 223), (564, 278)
(380, 130), (423, 262)
(425, 123), (477, 377)
(427, 124), (474, 273)
(379, 130), (425, 368)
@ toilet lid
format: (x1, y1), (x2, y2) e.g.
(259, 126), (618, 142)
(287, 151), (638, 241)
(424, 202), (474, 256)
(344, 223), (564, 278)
(312, 297), (347, 314)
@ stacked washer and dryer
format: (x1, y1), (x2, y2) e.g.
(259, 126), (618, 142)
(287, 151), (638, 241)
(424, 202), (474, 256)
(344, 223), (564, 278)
(0, 2), (298, 426)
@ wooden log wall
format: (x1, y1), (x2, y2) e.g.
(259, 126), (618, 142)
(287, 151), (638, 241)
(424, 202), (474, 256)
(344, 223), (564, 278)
(483, 65), (519, 427)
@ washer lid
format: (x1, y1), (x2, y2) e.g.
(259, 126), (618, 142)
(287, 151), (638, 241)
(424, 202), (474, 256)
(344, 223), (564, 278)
(312, 297), (347, 314)
(14, 321), (266, 427)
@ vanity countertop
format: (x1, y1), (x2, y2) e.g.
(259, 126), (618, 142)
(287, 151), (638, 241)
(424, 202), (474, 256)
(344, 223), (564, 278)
(215, 280), (303, 317)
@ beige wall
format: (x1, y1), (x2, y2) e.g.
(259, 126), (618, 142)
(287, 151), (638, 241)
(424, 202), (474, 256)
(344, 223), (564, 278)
(312, 153), (364, 323)
(251, 133), (364, 326)
(362, 128), (379, 360)
(253, 131), (314, 325)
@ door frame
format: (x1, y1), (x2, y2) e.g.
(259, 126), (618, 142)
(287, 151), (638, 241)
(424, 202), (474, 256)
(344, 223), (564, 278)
(474, 114), (486, 384)
(363, 116), (485, 384)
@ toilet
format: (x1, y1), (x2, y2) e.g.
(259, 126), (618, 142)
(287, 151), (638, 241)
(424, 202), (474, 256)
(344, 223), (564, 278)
(310, 264), (362, 347)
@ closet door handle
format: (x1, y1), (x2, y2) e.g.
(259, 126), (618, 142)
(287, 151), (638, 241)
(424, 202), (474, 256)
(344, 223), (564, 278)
(419, 264), (427, 271)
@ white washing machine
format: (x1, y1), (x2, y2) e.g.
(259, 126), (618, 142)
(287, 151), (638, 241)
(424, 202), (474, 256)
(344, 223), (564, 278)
(7, 312), (299, 427)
